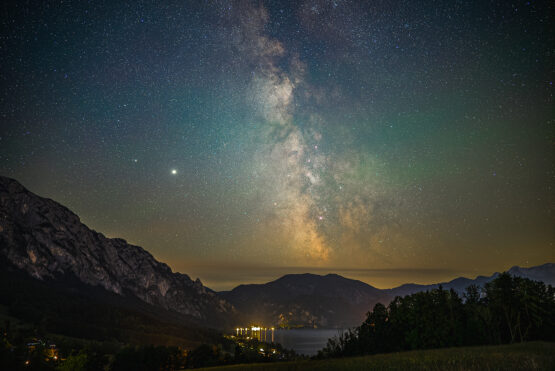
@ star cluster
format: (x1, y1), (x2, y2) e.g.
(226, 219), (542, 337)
(1, 0), (553, 289)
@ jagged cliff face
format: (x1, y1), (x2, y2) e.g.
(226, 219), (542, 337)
(0, 176), (234, 326)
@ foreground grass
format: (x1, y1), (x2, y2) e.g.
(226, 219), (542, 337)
(198, 342), (555, 371)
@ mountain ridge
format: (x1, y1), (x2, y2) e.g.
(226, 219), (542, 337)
(0, 175), (235, 328)
(220, 263), (554, 328)
(219, 272), (388, 328)
(383, 262), (554, 297)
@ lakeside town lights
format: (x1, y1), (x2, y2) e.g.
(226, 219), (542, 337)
(234, 326), (275, 342)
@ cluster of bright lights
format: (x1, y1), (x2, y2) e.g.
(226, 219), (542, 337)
(236, 326), (275, 331)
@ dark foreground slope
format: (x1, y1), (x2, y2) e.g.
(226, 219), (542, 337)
(196, 342), (555, 371)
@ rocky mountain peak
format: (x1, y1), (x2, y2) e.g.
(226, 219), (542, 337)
(0, 176), (234, 326)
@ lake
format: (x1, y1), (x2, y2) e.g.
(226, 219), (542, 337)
(273, 328), (346, 356)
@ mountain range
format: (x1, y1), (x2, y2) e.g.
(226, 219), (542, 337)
(1, 175), (553, 341)
(221, 263), (554, 328)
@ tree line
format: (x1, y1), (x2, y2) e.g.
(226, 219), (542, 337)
(318, 273), (555, 358)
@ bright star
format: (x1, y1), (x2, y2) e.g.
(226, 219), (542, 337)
(171, 169), (177, 175)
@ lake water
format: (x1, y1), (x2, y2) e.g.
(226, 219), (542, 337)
(273, 329), (346, 356)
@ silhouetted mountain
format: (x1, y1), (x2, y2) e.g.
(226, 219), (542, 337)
(507, 263), (555, 286)
(219, 273), (389, 328)
(385, 263), (555, 298)
(221, 264), (554, 328)
(0, 176), (235, 333)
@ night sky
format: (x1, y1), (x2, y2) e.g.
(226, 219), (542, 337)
(1, 1), (553, 290)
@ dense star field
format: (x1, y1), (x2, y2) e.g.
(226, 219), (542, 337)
(0, 1), (553, 290)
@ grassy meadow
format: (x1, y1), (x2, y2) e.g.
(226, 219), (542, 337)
(198, 342), (555, 371)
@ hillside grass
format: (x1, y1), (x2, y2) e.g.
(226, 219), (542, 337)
(198, 342), (555, 371)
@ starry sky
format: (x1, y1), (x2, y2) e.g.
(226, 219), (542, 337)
(1, 0), (553, 290)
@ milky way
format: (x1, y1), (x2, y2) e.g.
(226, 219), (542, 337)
(1, 1), (553, 289)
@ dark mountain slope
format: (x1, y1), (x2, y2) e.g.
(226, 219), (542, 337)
(0, 255), (220, 347)
(0, 176), (234, 329)
(221, 265), (554, 328)
(220, 273), (389, 328)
